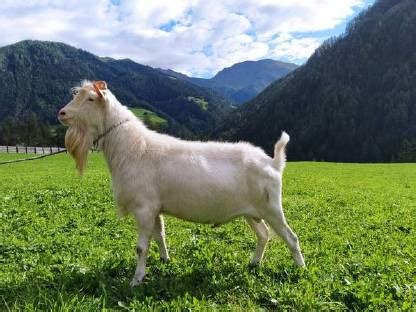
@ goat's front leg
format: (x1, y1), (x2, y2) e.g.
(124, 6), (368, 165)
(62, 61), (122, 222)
(153, 214), (169, 261)
(130, 209), (156, 287)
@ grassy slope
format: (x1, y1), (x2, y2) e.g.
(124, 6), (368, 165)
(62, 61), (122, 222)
(187, 96), (208, 111)
(1, 154), (415, 310)
(128, 108), (168, 129)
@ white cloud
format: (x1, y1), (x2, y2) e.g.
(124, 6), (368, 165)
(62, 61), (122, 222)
(269, 34), (324, 62)
(0, 0), (370, 77)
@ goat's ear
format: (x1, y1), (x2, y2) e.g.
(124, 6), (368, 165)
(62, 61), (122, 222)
(92, 80), (107, 98)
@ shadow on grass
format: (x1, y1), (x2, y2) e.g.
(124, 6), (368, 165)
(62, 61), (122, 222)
(2, 257), (297, 309)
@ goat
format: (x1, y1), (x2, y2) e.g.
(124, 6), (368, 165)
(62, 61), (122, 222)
(58, 80), (305, 286)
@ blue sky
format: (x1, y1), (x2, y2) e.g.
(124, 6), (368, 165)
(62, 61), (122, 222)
(0, 0), (375, 78)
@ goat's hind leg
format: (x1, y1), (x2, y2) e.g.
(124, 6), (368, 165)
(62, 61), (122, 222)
(153, 214), (170, 261)
(263, 207), (305, 267)
(246, 217), (269, 266)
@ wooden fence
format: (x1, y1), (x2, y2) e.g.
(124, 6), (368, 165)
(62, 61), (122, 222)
(0, 146), (66, 154)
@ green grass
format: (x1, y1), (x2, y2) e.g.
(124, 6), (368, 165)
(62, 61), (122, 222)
(128, 108), (168, 129)
(187, 96), (208, 110)
(1, 153), (415, 310)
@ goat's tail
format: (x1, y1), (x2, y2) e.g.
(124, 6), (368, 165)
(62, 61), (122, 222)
(273, 131), (290, 172)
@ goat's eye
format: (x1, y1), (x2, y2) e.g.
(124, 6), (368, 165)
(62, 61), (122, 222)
(88, 98), (94, 102)
(72, 90), (78, 96)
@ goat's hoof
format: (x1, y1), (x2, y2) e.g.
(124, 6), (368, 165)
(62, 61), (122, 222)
(248, 261), (260, 269)
(129, 279), (140, 287)
(160, 256), (170, 263)
(298, 262), (306, 268)
(293, 253), (305, 267)
(129, 276), (144, 287)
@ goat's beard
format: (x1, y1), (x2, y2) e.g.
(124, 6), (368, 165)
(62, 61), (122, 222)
(65, 123), (92, 175)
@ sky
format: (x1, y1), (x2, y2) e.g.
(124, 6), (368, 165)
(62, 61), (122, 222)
(0, 0), (375, 78)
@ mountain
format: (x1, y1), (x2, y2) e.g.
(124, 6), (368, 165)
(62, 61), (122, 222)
(161, 59), (298, 104)
(216, 0), (416, 162)
(0, 40), (232, 145)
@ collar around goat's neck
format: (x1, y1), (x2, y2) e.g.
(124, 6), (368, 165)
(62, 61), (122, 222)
(93, 119), (130, 147)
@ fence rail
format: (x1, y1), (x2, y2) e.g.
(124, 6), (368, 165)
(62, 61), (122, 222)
(0, 146), (66, 154)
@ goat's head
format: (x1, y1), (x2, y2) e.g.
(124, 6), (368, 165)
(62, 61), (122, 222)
(58, 80), (109, 174)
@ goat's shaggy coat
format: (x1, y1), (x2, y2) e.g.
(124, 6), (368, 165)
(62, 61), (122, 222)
(59, 80), (305, 286)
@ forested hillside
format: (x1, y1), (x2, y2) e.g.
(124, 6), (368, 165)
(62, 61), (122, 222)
(217, 0), (416, 162)
(0, 40), (231, 146)
(162, 59), (297, 104)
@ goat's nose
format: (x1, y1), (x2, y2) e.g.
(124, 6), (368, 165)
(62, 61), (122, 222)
(59, 109), (66, 116)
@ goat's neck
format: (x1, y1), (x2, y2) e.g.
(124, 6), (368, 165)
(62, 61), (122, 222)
(100, 104), (148, 174)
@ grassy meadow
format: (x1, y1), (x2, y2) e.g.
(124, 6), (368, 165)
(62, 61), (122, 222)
(0, 153), (415, 310)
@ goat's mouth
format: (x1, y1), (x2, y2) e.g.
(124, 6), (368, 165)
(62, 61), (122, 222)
(58, 115), (72, 126)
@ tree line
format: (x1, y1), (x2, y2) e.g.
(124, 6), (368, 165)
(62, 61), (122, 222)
(0, 113), (65, 147)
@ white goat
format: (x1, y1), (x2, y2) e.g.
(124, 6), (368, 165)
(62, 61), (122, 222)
(58, 80), (305, 286)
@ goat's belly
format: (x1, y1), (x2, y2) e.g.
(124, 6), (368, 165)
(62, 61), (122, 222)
(158, 160), (257, 223)
(160, 194), (249, 224)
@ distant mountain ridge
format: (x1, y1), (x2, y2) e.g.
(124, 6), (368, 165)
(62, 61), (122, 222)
(216, 0), (416, 162)
(161, 59), (298, 104)
(0, 40), (232, 145)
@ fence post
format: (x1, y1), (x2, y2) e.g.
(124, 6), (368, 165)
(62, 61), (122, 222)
(16, 146), (18, 153)
(50, 147), (52, 154)
(6, 146), (8, 153)
(25, 146), (27, 154)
